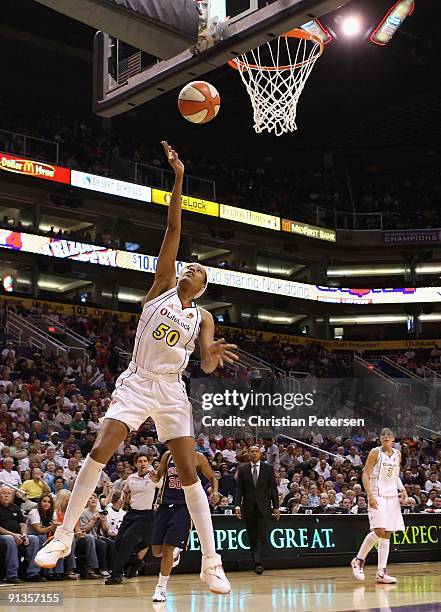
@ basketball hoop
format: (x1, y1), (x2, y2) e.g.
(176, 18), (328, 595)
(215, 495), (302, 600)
(228, 29), (324, 137)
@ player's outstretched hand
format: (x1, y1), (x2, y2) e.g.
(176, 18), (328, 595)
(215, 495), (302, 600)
(161, 140), (184, 176)
(209, 338), (239, 368)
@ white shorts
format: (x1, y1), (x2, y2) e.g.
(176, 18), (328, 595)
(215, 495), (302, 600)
(368, 496), (405, 532)
(105, 362), (194, 442)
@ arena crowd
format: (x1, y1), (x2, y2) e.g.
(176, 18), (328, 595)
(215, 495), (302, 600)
(1, 107), (441, 232)
(0, 329), (440, 583)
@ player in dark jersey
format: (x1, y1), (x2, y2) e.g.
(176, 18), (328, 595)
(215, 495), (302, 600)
(150, 450), (218, 603)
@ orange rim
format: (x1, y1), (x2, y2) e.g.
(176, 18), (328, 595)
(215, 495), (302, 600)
(228, 28), (324, 72)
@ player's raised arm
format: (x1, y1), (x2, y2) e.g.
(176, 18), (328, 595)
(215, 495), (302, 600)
(198, 309), (239, 373)
(143, 141), (184, 304)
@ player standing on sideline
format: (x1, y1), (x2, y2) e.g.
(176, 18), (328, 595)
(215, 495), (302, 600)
(150, 450), (218, 602)
(351, 428), (408, 584)
(36, 141), (238, 594)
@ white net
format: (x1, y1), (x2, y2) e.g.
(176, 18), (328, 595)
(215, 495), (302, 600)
(230, 30), (323, 137)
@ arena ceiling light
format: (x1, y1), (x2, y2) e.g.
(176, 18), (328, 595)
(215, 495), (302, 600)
(330, 315), (407, 325)
(341, 15), (362, 37)
(327, 266), (407, 277)
(328, 263), (441, 277)
(419, 314), (441, 322)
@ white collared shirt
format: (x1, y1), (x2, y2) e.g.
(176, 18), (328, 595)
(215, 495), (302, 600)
(123, 468), (156, 510)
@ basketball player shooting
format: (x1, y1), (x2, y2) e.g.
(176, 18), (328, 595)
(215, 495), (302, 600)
(36, 141), (238, 594)
(351, 428), (408, 584)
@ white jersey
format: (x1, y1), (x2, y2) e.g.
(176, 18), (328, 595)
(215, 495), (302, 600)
(131, 287), (201, 375)
(369, 447), (400, 498)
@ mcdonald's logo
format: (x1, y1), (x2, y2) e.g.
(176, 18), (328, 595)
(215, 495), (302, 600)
(0, 152), (71, 184)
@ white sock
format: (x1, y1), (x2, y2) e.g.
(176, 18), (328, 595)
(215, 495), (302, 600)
(182, 481), (216, 556)
(377, 538), (390, 572)
(357, 531), (379, 561)
(157, 573), (169, 589)
(62, 455), (105, 532)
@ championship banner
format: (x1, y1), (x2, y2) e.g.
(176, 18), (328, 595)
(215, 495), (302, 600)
(151, 188), (219, 217)
(3, 228), (441, 304)
(383, 230), (441, 245)
(0, 152), (70, 184)
(282, 218), (336, 243)
(220, 204), (281, 231)
(71, 170), (151, 202)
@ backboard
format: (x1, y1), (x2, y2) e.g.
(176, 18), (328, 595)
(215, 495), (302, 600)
(93, 0), (351, 117)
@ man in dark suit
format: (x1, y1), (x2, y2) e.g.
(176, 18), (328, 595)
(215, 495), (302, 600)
(234, 446), (280, 574)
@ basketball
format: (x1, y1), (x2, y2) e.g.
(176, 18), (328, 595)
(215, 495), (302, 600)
(178, 81), (220, 124)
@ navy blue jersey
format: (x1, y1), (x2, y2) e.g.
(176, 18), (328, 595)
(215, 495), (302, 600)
(158, 453), (186, 505)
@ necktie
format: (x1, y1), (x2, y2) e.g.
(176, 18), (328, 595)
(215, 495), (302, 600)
(252, 465), (258, 486)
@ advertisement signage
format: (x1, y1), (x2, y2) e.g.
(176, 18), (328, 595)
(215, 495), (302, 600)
(282, 218), (336, 243)
(152, 188), (219, 217)
(3, 229), (441, 304)
(383, 229), (441, 245)
(71, 170), (151, 202)
(220, 204), (280, 231)
(166, 514), (441, 572)
(0, 152), (70, 184)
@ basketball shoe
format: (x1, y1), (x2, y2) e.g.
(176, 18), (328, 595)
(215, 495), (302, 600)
(35, 527), (73, 568)
(350, 557), (365, 581)
(200, 553), (230, 594)
(376, 569), (397, 584)
(152, 586), (167, 602)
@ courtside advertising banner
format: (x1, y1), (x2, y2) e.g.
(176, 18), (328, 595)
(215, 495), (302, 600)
(2, 229), (441, 304)
(71, 170), (151, 202)
(172, 514), (441, 572)
(0, 152), (70, 184)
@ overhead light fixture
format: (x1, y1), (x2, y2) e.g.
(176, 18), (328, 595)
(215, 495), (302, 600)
(341, 16), (362, 37)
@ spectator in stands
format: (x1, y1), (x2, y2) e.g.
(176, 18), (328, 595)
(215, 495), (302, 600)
(51, 476), (68, 498)
(308, 484), (320, 507)
(346, 446), (363, 467)
(0, 485), (45, 583)
(20, 468), (51, 503)
(138, 436), (159, 458)
(221, 439), (237, 465)
(313, 493), (329, 514)
(425, 472), (441, 492)
(27, 494), (63, 579)
(315, 458), (332, 480)
(63, 458), (79, 488)
(79, 493), (114, 578)
(54, 490), (99, 580)
(70, 412), (87, 438)
(0, 457), (21, 490)
(109, 461), (125, 483)
(9, 391), (30, 415)
(105, 493), (126, 538)
(263, 438), (280, 470)
(295, 493), (313, 515)
(351, 494), (368, 514)
(424, 495), (441, 513)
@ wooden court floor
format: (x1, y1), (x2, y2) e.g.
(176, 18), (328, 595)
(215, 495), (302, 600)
(1, 563), (440, 612)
